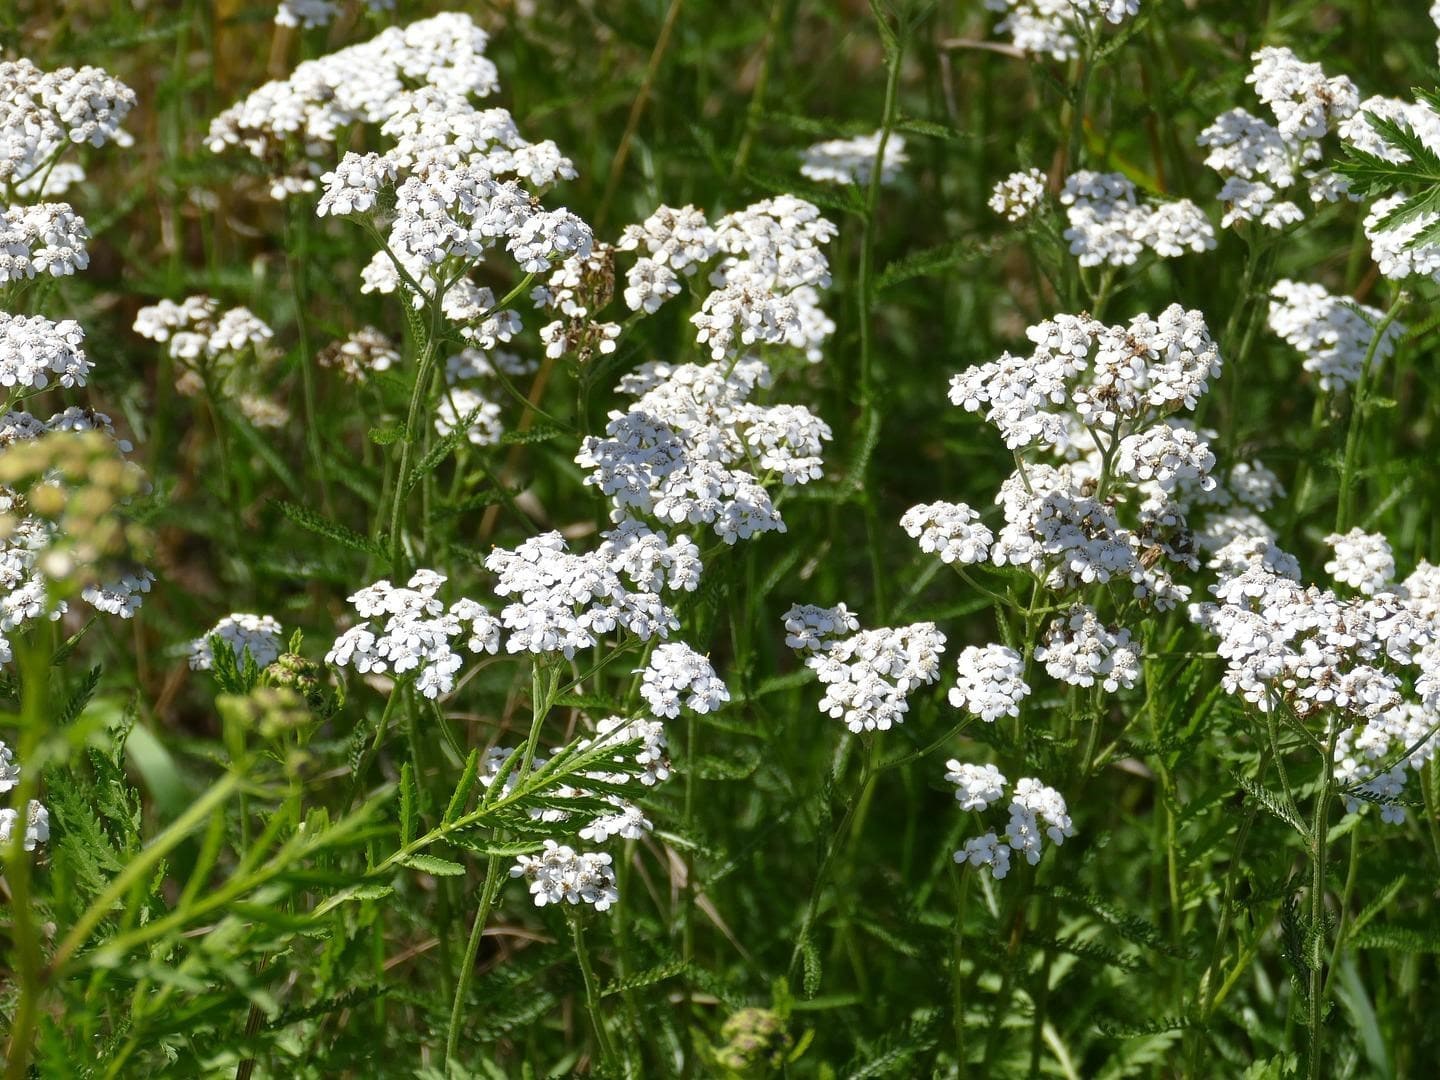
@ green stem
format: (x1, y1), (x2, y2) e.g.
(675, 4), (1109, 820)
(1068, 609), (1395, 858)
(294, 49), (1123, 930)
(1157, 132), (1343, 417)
(571, 915), (619, 1071)
(388, 305), (445, 575)
(1335, 293), (1405, 534)
(1321, 827), (1361, 1001)
(951, 867), (971, 1069)
(730, 0), (786, 181)
(444, 854), (505, 1067)
(284, 202), (332, 515)
(1306, 717), (1339, 1080)
(787, 737), (875, 984)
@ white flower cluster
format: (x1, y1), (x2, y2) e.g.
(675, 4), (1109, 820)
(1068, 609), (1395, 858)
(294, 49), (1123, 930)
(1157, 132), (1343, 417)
(484, 523), (701, 658)
(1198, 47), (1359, 229)
(317, 326), (399, 383)
(950, 305), (1221, 451)
(945, 760), (1007, 811)
(1324, 528), (1395, 596)
(133, 296), (274, 393)
(1193, 543), (1440, 824)
(0, 59), (135, 195)
(1334, 702), (1437, 825)
(703, 198), (839, 362)
(901, 502), (993, 565)
(1114, 424), (1216, 493)
(1060, 171), (1215, 267)
(942, 303), (1234, 611)
(530, 245), (624, 361)
(0, 64), (152, 643)
(951, 764), (1074, 880)
(986, 0), (1140, 62)
(1338, 94), (1440, 168)
(480, 711), (671, 849)
(0, 517), (64, 663)
(988, 168), (1048, 223)
(431, 347), (525, 448)
(492, 704), (686, 911)
(942, 332), (1238, 614)
(326, 570), (501, 698)
(935, 296), (1269, 620)
(189, 613), (285, 671)
(209, 15), (512, 199)
(1034, 605), (1140, 692)
(948, 644), (1030, 721)
(510, 840), (618, 911)
(782, 602), (861, 653)
(0, 739), (17, 791)
(343, 161), (591, 309)
(0, 203), (91, 283)
(0, 313), (91, 393)
(1361, 194), (1440, 282)
(0, 738), (49, 853)
(799, 130), (907, 186)
(791, 612), (947, 732)
(638, 643), (730, 719)
(1267, 280), (1405, 391)
(230, 16), (594, 314)
(275, 0), (393, 29)
(577, 356), (831, 544)
(612, 197), (843, 366)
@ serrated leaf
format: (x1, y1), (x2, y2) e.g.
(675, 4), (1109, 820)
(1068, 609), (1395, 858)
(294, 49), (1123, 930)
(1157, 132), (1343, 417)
(368, 425), (404, 445)
(801, 935), (821, 998)
(1349, 924), (1440, 953)
(500, 423), (566, 446)
(400, 854), (467, 877)
(1231, 771), (1309, 839)
(59, 665), (103, 727)
(311, 882), (395, 916)
(877, 234), (1006, 291)
(274, 499), (383, 556)
(602, 956), (687, 997)
(447, 835), (545, 858)
(444, 749), (482, 825)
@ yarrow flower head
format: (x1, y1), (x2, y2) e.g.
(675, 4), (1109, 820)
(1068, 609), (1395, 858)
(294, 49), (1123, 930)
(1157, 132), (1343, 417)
(0, 59), (135, 193)
(949, 644), (1030, 721)
(792, 612), (947, 733)
(577, 357), (830, 543)
(190, 613), (285, 671)
(637, 643), (730, 719)
(484, 524), (699, 658)
(1324, 528), (1395, 596)
(1034, 605), (1141, 692)
(1, 736), (47, 855)
(799, 130), (907, 187)
(1199, 48), (1359, 231)
(950, 764), (1074, 879)
(1059, 171), (1215, 267)
(1267, 280), (1404, 391)
(325, 570), (500, 698)
(0, 203), (92, 283)
(781, 602), (860, 653)
(986, 0), (1140, 62)
(0, 798), (49, 852)
(945, 759), (1007, 811)
(988, 168), (1047, 222)
(901, 502), (993, 565)
(510, 840), (618, 911)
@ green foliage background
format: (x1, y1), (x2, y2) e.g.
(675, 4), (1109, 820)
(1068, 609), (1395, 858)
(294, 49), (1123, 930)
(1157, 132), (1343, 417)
(3, 1), (1440, 1076)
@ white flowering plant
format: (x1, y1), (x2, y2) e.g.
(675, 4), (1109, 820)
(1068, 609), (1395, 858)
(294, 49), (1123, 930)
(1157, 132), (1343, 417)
(5, 2), (1440, 1077)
